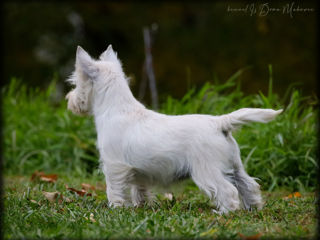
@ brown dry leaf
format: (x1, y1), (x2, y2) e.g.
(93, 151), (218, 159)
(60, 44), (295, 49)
(31, 171), (45, 181)
(81, 183), (96, 191)
(30, 199), (40, 205)
(42, 191), (60, 203)
(283, 192), (302, 200)
(42, 191), (72, 204)
(40, 175), (57, 183)
(238, 232), (263, 240)
(31, 171), (58, 183)
(66, 186), (92, 197)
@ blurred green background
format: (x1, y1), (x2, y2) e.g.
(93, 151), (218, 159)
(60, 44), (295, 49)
(3, 2), (317, 105)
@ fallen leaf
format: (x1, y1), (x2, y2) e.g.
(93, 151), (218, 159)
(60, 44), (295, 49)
(81, 183), (96, 191)
(42, 191), (60, 203)
(238, 232), (263, 240)
(90, 213), (96, 222)
(42, 191), (72, 204)
(66, 186), (92, 197)
(164, 193), (173, 201)
(283, 192), (302, 200)
(293, 192), (302, 197)
(31, 171), (58, 183)
(31, 171), (45, 180)
(200, 228), (217, 237)
(84, 213), (96, 222)
(40, 175), (57, 183)
(29, 199), (40, 205)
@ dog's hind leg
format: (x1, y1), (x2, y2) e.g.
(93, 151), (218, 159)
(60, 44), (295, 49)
(227, 136), (263, 210)
(191, 163), (241, 214)
(233, 167), (263, 210)
(131, 184), (148, 206)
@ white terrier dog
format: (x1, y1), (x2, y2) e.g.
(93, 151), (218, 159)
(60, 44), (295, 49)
(66, 45), (282, 214)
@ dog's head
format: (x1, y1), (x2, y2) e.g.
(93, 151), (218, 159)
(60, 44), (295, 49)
(66, 45), (122, 115)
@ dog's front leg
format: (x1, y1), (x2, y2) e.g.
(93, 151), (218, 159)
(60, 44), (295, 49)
(131, 184), (147, 207)
(106, 182), (130, 207)
(103, 161), (135, 207)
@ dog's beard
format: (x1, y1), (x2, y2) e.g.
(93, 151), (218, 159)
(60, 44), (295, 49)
(66, 90), (90, 116)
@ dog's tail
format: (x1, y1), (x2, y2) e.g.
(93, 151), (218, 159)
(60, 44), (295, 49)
(219, 108), (283, 131)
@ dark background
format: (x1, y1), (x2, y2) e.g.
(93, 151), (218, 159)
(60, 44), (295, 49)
(3, 2), (317, 105)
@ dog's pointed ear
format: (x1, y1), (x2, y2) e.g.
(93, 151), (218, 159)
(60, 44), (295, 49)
(99, 45), (119, 63)
(76, 46), (99, 79)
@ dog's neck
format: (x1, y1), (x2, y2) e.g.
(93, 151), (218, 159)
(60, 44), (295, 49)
(92, 75), (145, 117)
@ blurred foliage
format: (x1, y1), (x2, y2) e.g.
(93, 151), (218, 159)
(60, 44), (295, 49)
(3, 67), (318, 190)
(3, 2), (317, 105)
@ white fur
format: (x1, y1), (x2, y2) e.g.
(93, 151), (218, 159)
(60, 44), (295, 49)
(66, 45), (283, 214)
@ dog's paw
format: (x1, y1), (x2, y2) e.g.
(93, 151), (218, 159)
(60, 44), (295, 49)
(212, 208), (230, 215)
(212, 209), (222, 215)
(108, 199), (132, 208)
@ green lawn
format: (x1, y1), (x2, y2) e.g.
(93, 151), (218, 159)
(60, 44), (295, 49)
(4, 175), (317, 239)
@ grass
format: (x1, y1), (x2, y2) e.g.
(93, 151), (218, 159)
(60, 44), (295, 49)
(2, 66), (318, 238)
(4, 175), (317, 239)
